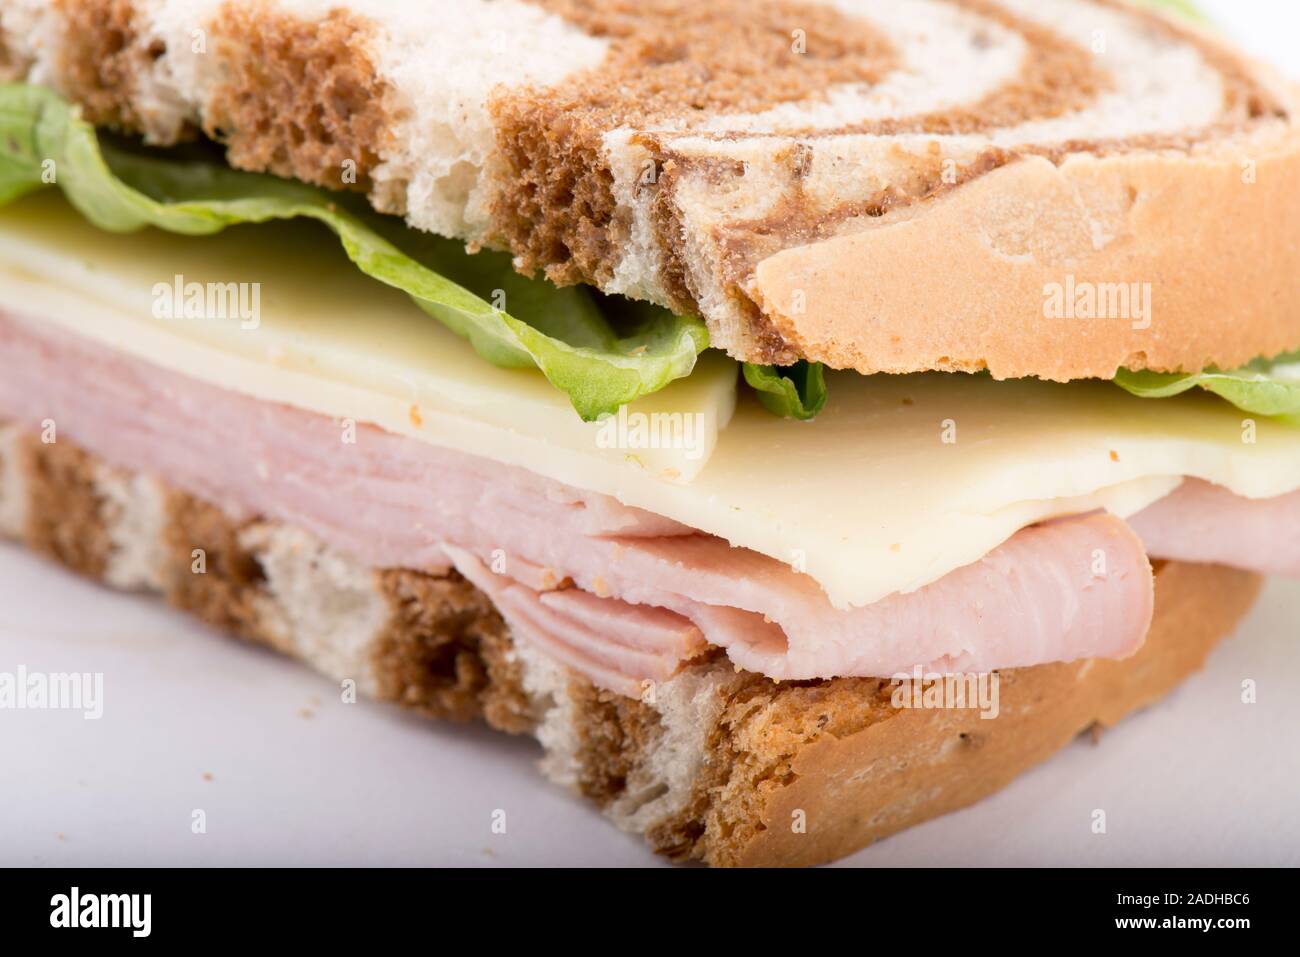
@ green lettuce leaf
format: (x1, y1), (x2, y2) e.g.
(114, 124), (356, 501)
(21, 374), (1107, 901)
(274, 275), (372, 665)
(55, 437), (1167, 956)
(743, 361), (828, 420)
(1114, 353), (1300, 417)
(0, 83), (708, 421)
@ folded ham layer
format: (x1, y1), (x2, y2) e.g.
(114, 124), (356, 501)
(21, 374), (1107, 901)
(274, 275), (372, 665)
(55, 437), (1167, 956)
(1129, 478), (1300, 578)
(0, 311), (1289, 693)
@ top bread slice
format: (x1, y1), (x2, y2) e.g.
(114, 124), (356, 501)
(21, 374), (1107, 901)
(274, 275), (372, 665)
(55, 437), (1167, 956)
(4, 0), (1299, 380)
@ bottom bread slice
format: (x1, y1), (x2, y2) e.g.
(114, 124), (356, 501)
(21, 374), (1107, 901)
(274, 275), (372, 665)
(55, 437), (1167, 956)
(0, 423), (1263, 866)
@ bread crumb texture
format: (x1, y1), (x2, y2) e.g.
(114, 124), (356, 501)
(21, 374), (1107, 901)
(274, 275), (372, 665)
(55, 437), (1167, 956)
(202, 3), (389, 193)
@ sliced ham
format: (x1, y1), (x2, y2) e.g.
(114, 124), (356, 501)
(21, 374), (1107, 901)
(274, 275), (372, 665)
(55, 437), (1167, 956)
(449, 546), (707, 697)
(0, 311), (1286, 694)
(700, 513), (1153, 679)
(1129, 478), (1300, 578)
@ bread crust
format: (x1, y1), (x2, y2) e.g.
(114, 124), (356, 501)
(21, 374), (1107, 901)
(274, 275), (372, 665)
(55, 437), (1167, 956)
(750, 118), (1300, 380)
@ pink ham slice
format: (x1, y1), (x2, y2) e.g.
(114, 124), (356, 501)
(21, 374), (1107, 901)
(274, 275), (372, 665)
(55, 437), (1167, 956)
(1, 310), (1282, 693)
(436, 503), (1154, 680)
(691, 513), (1154, 679)
(1129, 478), (1300, 577)
(448, 546), (708, 697)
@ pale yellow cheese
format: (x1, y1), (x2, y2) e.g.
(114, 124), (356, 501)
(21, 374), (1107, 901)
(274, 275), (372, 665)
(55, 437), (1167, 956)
(0, 192), (738, 483)
(2, 192), (1300, 609)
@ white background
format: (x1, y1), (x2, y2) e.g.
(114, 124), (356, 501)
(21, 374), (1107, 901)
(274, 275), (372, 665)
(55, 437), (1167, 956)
(1, 1), (1298, 867)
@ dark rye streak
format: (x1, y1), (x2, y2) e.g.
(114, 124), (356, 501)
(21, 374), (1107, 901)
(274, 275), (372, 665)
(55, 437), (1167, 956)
(488, 0), (899, 291)
(487, 0), (1100, 354)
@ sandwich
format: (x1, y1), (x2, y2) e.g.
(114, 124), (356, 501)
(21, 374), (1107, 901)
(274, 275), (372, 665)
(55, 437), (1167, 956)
(0, 0), (1297, 867)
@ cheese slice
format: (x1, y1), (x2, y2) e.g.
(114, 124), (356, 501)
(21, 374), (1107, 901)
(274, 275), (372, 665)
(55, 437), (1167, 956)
(3, 191), (1300, 610)
(0, 192), (738, 483)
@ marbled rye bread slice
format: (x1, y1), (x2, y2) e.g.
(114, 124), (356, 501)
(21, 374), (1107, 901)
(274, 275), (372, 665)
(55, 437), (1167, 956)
(3, 0), (1298, 376)
(0, 422), (1263, 866)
